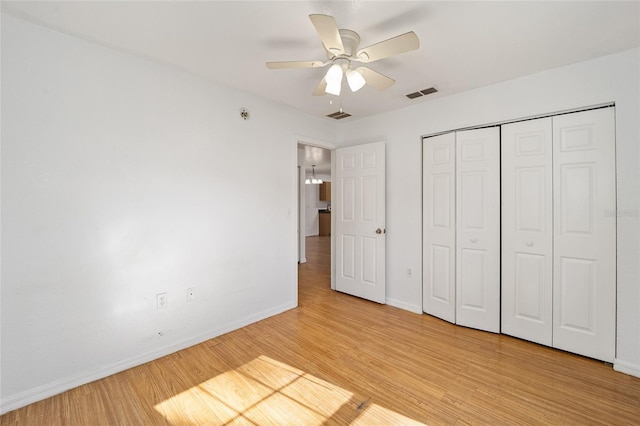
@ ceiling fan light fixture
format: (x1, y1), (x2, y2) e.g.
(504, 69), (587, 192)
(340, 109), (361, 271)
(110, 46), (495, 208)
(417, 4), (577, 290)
(266, 14), (420, 101)
(346, 68), (366, 92)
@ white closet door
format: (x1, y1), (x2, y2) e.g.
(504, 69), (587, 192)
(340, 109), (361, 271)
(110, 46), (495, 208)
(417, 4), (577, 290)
(456, 127), (501, 333)
(552, 108), (616, 362)
(501, 118), (553, 346)
(423, 133), (456, 323)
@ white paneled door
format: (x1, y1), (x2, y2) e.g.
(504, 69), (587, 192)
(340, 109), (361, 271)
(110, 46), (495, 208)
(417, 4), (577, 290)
(455, 128), (501, 333)
(501, 118), (554, 346)
(335, 142), (386, 304)
(552, 108), (616, 362)
(423, 133), (457, 323)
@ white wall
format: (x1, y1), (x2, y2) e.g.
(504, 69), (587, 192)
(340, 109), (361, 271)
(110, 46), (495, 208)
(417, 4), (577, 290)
(336, 48), (640, 376)
(305, 184), (321, 236)
(305, 181), (330, 237)
(0, 14), (336, 411)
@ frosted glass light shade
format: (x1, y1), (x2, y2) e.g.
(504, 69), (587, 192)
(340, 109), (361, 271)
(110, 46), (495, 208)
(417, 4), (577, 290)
(325, 64), (343, 95)
(325, 80), (341, 96)
(326, 64), (343, 84)
(346, 69), (366, 92)
(305, 176), (323, 184)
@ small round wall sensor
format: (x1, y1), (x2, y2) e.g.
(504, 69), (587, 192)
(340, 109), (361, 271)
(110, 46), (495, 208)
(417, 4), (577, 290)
(240, 108), (250, 120)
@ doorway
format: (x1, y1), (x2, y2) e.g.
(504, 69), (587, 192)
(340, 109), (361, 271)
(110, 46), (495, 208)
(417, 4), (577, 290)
(297, 142), (333, 290)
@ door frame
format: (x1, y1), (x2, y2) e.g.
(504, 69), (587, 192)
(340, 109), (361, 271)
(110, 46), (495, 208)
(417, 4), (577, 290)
(293, 135), (337, 302)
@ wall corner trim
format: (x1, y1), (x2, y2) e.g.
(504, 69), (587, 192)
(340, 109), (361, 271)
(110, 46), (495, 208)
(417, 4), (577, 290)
(613, 358), (640, 378)
(386, 298), (422, 315)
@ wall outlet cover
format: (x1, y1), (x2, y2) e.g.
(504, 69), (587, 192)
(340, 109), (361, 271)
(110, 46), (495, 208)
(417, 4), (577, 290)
(156, 292), (168, 309)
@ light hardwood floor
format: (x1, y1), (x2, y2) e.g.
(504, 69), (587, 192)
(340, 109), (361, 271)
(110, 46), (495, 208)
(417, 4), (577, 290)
(2, 236), (639, 425)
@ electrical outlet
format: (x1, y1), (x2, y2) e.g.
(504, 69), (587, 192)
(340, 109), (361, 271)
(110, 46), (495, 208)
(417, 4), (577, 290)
(156, 292), (167, 309)
(187, 287), (195, 302)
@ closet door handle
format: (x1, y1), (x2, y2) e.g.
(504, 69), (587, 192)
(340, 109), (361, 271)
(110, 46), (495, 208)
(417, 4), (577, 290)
(525, 241), (534, 247)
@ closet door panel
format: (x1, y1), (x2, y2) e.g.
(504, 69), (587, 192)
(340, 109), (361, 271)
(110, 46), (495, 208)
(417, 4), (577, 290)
(423, 133), (456, 323)
(501, 118), (553, 346)
(553, 108), (616, 362)
(459, 248), (487, 307)
(455, 128), (501, 333)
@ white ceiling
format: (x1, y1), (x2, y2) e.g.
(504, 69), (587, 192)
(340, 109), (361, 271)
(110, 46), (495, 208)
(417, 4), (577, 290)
(3, 1), (639, 122)
(300, 144), (332, 175)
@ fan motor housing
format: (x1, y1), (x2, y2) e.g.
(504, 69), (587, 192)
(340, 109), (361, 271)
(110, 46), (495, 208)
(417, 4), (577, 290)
(328, 29), (360, 58)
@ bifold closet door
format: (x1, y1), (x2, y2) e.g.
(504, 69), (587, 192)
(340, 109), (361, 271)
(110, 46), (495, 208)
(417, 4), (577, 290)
(423, 133), (456, 323)
(502, 108), (616, 362)
(552, 108), (616, 362)
(455, 128), (501, 333)
(501, 118), (554, 346)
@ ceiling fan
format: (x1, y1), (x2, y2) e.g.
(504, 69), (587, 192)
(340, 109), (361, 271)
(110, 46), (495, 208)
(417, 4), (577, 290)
(266, 14), (419, 96)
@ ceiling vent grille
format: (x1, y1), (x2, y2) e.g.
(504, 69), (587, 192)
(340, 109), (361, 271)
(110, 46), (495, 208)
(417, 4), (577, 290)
(327, 111), (352, 120)
(406, 86), (438, 99)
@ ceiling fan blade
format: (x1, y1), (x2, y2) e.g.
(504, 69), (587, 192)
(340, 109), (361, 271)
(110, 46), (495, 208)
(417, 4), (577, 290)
(312, 76), (327, 96)
(309, 14), (345, 55)
(356, 67), (395, 90)
(356, 31), (419, 63)
(266, 60), (326, 69)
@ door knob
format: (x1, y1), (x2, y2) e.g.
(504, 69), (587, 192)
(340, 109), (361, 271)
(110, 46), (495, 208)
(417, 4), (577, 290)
(525, 241), (534, 247)
(376, 228), (383, 234)
(470, 238), (478, 243)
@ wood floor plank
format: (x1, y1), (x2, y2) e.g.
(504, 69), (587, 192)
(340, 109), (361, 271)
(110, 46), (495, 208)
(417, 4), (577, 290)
(2, 235), (639, 425)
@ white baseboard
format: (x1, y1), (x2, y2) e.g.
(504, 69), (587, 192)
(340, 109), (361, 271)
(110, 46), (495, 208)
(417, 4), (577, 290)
(0, 301), (297, 415)
(613, 358), (640, 378)
(386, 297), (422, 314)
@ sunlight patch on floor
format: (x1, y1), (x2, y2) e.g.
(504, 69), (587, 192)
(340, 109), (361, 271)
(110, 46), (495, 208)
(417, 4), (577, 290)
(154, 355), (425, 425)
